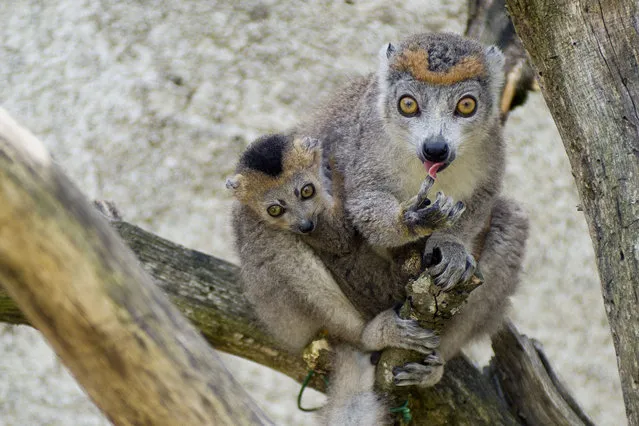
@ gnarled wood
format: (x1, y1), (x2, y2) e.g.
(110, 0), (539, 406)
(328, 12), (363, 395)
(0, 108), (272, 426)
(505, 1), (639, 424)
(491, 322), (595, 426)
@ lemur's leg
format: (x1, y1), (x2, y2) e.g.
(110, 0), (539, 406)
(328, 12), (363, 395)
(320, 345), (390, 426)
(250, 242), (437, 355)
(393, 197), (529, 387)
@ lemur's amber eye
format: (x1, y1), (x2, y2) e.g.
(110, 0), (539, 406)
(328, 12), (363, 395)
(455, 96), (477, 117)
(301, 183), (315, 199)
(398, 95), (419, 117)
(267, 204), (284, 217)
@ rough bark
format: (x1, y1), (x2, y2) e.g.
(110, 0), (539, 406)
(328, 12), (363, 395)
(490, 322), (595, 426)
(0, 108), (272, 426)
(372, 265), (520, 425)
(505, 1), (639, 424)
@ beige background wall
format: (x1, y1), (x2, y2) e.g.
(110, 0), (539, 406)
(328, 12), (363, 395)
(0, 1), (625, 424)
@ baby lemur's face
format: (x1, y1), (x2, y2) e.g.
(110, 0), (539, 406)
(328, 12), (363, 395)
(377, 33), (505, 179)
(227, 135), (330, 235)
(254, 169), (328, 234)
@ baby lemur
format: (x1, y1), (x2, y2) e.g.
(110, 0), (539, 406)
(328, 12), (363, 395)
(227, 133), (460, 356)
(296, 32), (529, 386)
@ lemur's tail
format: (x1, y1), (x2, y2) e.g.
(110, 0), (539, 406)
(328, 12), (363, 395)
(319, 344), (389, 426)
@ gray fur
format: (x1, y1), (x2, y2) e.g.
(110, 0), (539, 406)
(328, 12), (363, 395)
(320, 345), (389, 426)
(296, 33), (528, 386)
(230, 134), (453, 355)
(231, 32), (529, 424)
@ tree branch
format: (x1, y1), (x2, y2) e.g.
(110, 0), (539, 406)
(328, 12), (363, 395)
(0, 108), (272, 426)
(505, 1), (639, 424)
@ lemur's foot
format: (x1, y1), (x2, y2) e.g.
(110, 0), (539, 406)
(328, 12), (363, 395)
(361, 308), (439, 354)
(392, 351), (445, 387)
(423, 240), (476, 291)
(403, 178), (465, 235)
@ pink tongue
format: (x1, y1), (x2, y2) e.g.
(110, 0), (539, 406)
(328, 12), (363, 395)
(424, 161), (445, 179)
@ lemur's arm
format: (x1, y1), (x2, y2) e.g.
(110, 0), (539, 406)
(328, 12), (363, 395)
(243, 229), (438, 354)
(286, 240), (439, 354)
(423, 181), (498, 290)
(345, 178), (465, 248)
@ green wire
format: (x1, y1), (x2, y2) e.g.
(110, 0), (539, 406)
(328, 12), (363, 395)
(297, 369), (327, 412)
(390, 399), (412, 424)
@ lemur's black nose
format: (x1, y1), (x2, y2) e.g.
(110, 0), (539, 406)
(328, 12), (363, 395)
(422, 137), (450, 163)
(298, 220), (315, 234)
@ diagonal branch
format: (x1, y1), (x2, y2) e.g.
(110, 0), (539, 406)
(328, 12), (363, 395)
(0, 108), (272, 426)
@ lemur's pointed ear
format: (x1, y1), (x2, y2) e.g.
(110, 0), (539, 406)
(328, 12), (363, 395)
(292, 137), (321, 168)
(296, 136), (320, 152)
(485, 45), (506, 92)
(225, 174), (245, 193)
(377, 42), (396, 87)
(386, 43), (396, 59)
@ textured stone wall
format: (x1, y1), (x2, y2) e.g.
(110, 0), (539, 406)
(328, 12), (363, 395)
(0, 1), (625, 425)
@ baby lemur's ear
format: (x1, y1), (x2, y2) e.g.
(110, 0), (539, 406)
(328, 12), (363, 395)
(292, 137), (321, 168)
(225, 174), (246, 197)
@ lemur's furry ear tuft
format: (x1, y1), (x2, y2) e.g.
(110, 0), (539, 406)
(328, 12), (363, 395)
(296, 136), (320, 152)
(485, 45), (506, 93)
(225, 174), (245, 193)
(291, 137), (321, 168)
(485, 45), (505, 73)
(386, 43), (396, 59)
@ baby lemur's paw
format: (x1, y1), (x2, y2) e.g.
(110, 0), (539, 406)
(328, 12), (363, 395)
(423, 241), (476, 291)
(361, 309), (439, 354)
(392, 351), (445, 388)
(403, 185), (465, 235)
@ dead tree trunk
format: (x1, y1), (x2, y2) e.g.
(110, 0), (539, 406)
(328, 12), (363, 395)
(0, 108), (272, 426)
(505, 1), (639, 424)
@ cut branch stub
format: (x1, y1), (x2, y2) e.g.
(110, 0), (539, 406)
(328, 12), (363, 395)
(375, 269), (484, 392)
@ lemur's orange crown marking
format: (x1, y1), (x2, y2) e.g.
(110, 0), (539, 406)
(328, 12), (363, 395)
(392, 49), (486, 85)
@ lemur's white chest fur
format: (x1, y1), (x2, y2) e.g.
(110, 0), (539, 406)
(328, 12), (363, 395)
(398, 150), (486, 204)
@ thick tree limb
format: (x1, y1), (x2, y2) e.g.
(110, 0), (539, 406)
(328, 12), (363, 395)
(505, 1), (639, 424)
(490, 322), (595, 426)
(0, 108), (272, 426)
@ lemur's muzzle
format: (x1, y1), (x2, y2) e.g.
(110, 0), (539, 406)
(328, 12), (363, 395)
(298, 219), (315, 234)
(420, 135), (452, 179)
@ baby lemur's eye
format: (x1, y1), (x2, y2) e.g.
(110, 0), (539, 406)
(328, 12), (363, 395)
(455, 96), (477, 117)
(398, 95), (419, 117)
(300, 183), (315, 199)
(267, 204), (285, 217)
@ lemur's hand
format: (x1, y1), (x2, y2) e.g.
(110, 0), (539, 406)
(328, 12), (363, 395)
(402, 178), (465, 236)
(392, 350), (445, 388)
(423, 239), (476, 291)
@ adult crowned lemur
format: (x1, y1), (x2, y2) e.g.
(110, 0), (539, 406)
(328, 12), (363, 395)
(228, 32), (529, 424)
